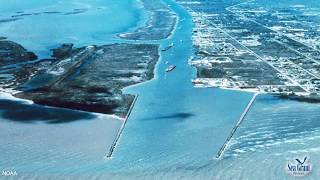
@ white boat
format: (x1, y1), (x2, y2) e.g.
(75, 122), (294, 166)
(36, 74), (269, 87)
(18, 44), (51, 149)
(166, 65), (176, 72)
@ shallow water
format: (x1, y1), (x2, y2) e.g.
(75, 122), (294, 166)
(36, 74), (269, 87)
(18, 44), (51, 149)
(0, 0), (147, 58)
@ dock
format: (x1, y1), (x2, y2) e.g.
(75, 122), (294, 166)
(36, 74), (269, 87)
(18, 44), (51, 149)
(106, 94), (139, 158)
(215, 92), (259, 159)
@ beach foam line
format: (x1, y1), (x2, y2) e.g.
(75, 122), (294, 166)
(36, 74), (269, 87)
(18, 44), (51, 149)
(0, 90), (33, 104)
(0, 88), (125, 121)
(95, 113), (125, 121)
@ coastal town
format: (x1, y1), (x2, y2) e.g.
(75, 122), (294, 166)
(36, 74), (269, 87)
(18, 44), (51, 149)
(178, 0), (320, 101)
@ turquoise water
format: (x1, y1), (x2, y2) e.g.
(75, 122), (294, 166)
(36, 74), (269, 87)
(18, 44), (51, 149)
(0, 0), (319, 179)
(110, 0), (253, 172)
(0, 0), (147, 58)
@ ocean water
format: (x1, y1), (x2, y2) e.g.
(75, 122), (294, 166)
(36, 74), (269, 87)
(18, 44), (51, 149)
(0, 0), (319, 179)
(0, 0), (147, 58)
(220, 95), (320, 179)
(0, 93), (123, 174)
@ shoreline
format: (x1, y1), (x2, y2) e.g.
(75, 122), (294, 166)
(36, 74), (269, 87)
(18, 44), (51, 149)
(193, 83), (320, 104)
(122, 0), (182, 90)
(179, 0), (320, 105)
(13, 43), (159, 118)
(0, 91), (125, 121)
(117, 0), (177, 40)
(0, 0), (180, 120)
(0, 0), (149, 59)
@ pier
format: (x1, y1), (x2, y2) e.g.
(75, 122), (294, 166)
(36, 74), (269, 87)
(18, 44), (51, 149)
(106, 94), (139, 158)
(215, 92), (259, 159)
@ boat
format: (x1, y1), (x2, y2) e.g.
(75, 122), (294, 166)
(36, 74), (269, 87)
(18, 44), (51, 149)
(161, 43), (174, 51)
(166, 65), (176, 72)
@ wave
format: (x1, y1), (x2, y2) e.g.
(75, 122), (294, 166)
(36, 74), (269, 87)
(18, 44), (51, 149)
(224, 95), (320, 157)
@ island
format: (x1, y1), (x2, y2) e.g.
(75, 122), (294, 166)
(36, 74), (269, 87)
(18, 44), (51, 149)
(0, 39), (159, 118)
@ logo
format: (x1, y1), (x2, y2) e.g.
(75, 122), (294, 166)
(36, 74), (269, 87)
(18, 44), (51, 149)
(1, 168), (18, 176)
(286, 156), (312, 176)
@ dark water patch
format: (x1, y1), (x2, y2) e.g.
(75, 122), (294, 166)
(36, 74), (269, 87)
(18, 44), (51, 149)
(141, 112), (195, 122)
(11, 13), (33, 18)
(43, 11), (61, 14)
(0, 99), (96, 124)
(64, 9), (87, 16)
(0, 18), (22, 23)
(74, 8), (88, 11)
